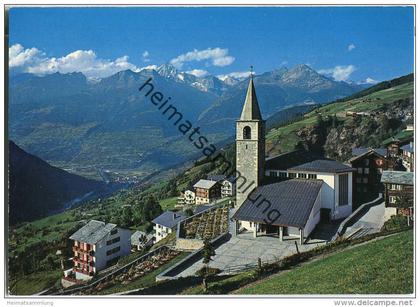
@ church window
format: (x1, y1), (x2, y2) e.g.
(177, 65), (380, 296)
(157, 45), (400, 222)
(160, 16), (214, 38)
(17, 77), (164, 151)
(243, 126), (251, 139)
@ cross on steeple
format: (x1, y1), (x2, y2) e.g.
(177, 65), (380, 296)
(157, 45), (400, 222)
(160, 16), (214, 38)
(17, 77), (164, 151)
(250, 65), (254, 78)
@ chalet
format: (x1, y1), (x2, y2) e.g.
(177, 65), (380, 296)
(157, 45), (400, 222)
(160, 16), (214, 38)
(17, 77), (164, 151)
(381, 171), (414, 215)
(383, 134), (413, 158)
(131, 230), (154, 251)
(349, 148), (396, 204)
(193, 179), (221, 204)
(68, 220), (131, 280)
(401, 142), (414, 172)
(152, 211), (187, 242)
(232, 76), (354, 245)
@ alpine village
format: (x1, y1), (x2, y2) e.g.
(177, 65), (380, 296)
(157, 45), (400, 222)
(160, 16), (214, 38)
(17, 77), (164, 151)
(9, 66), (414, 295)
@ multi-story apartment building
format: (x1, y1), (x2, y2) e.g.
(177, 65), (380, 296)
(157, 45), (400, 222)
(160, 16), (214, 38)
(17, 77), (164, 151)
(152, 211), (187, 242)
(194, 179), (221, 204)
(69, 220), (131, 280)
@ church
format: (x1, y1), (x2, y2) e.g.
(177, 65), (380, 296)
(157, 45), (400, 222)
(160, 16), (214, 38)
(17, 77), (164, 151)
(232, 76), (354, 244)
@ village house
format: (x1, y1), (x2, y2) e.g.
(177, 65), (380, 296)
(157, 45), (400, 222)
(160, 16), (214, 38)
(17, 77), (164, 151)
(401, 142), (414, 172)
(221, 177), (236, 197)
(384, 134), (413, 158)
(349, 148), (396, 204)
(232, 76), (355, 245)
(131, 230), (154, 251)
(194, 179), (221, 204)
(68, 220), (131, 280)
(152, 211), (187, 242)
(177, 185), (196, 207)
(381, 171), (414, 216)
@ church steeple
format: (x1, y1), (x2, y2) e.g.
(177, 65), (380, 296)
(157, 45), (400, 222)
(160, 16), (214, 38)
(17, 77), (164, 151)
(239, 74), (262, 121)
(235, 66), (265, 208)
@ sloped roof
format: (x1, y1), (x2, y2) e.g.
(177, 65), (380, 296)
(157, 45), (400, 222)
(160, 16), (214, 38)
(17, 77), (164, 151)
(348, 149), (387, 163)
(207, 174), (226, 182)
(193, 179), (219, 189)
(131, 230), (153, 244)
(70, 220), (117, 245)
(381, 171), (413, 185)
(265, 150), (323, 171)
(232, 179), (323, 228)
(401, 143), (414, 153)
(288, 159), (355, 174)
(351, 147), (387, 157)
(239, 77), (262, 121)
(152, 211), (187, 229)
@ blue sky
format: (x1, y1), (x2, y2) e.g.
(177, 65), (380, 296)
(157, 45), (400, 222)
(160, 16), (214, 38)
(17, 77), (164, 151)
(9, 6), (414, 83)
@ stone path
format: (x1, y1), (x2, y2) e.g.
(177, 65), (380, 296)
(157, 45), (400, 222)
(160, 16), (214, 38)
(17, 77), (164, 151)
(175, 232), (326, 277)
(345, 201), (386, 237)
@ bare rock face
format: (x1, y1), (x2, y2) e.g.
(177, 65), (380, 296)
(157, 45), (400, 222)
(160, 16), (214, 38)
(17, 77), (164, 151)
(295, 97), (413, 162)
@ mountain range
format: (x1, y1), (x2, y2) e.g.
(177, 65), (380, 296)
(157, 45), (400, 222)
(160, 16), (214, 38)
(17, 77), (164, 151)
(9, 64), (364, 177)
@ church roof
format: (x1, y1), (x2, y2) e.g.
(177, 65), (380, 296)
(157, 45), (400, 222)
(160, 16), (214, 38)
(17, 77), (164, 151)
(239, 77), (263, 121)
(288, 159), (355, 174)
(232, 179), (323, 228)
(265, 150), (324, 171)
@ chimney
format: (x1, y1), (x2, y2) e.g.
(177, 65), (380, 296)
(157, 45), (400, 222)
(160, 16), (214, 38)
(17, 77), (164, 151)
(173, 213), (177, 220)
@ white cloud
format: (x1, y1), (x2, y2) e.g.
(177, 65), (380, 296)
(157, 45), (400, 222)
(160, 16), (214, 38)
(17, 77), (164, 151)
(362, 77), (378, 85)
(9, 44), (140, 78)
(142, 50), (150, 62)
(186, 69), (208, 77)
(140, 64), (158, 71)
(170, 47), (235, 69)
(217, 71), (250, 80)
(9, 44), (43, 68)
(318, 65), (356, 82)
(348, 43), (356, 52)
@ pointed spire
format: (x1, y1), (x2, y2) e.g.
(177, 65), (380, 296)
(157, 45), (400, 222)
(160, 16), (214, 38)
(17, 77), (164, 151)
(239, 69), (262, 121)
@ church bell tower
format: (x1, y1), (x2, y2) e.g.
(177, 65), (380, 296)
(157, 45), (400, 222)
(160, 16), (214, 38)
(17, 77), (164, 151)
(235, 69), (265, 207)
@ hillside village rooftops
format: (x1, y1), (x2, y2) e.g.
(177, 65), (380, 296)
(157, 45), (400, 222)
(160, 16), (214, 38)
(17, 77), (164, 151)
(381, 171), (414, 185)
(152, 211), (187, 229)
(232, 179), (323, 228)
(288, 159), (355, 174)
(70, 220), (117, 245)
(194, 179), (219, 189)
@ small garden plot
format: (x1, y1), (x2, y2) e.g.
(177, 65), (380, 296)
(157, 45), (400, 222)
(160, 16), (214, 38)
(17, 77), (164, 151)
(183, 206), (229, 240)
(86, 249), (181, 293)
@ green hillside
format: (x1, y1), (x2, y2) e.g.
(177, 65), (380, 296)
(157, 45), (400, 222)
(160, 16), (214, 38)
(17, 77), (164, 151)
(266, 79), (413, 157)
(237, 230), (413, 294)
